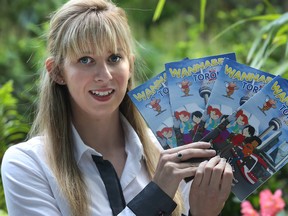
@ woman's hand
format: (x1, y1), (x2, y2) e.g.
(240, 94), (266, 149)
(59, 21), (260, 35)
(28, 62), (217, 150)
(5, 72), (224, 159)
(189, 156), (233, 216)
(152, 142), (216, 198)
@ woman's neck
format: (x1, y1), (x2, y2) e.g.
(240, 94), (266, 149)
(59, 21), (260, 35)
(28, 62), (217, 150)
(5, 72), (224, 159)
(72, 110), (128, 177)
(73, 111), (125, 155)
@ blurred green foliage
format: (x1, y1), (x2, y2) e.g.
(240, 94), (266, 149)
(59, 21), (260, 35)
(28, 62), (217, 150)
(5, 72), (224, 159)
(0, 81), (30, 212)
(0, 0), (288, 214)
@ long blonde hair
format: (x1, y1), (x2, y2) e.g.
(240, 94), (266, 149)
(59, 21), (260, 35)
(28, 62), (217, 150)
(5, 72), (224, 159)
(30, 0), (184, 215)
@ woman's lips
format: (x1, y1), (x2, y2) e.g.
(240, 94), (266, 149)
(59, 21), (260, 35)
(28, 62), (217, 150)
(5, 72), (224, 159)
(89, 89), (115, 102)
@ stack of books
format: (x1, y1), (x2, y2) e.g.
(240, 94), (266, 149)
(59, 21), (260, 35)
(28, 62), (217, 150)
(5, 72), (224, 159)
(128, 53), (288, 201)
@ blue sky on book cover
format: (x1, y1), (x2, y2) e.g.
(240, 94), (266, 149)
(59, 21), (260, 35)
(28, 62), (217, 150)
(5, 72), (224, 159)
(127, 71), (176, 149)
(201, 75), (288, 201)
(194, 58), (275, 142)
(165, 53), (236, 145)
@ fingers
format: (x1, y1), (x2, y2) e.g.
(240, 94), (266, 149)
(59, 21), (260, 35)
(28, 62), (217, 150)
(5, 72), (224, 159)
(172, 162), (199, 178)
(153, 141), (219, 196)
(165, 142), (212, 155)
(191, 160), (208, 187)
(220, 162), (233, 193)
(175, 151), (184, 161)
(153, 142), (213, 190)
(192, 155), (221, 187)
(189, 158), (232, 216)
(192, 156), (233, 190)
(153, 156), (200, 198)
(209, 158), (228, 187)
(201, 155), (221, 186)
(161, 142), (216, 163)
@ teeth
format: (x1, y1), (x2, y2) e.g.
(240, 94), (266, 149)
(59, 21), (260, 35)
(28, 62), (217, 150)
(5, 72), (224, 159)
(91, 89), (113, 96)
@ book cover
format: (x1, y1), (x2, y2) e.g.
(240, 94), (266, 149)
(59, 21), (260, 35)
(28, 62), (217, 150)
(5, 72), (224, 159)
(127, 71), (177, 149)
(193, 58), (275, 142)
(201, 75), (288, 201)
(165, 53), (236, 146)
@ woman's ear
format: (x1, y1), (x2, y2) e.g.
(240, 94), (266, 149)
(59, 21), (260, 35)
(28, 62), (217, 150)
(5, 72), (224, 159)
(45, 57), (66, 85)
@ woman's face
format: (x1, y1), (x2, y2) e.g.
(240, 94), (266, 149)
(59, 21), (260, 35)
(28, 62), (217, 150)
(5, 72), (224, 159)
(62, 49), (131, 120)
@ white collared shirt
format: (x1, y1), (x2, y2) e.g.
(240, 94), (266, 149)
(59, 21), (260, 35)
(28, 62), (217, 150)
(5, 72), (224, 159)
(1, 115), (151, 216)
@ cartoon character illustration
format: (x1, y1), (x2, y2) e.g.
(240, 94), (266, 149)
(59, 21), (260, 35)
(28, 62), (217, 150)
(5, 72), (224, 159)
(190, 111), (203, 138)
(226, 110), (248, 134)
(230, 125), (255, 147)
(209, 67), (217, 74)
(156, 127), (177, 148)
(175, 110), (193, 144)
(204, 106), (222, 131)
(224, 81), (239, 99)
(230, 136), (271, 184)
(145, 97), (166, 116)
(229, 136), (262, 166)
(258, 96), (277, 115)
(207, 67), (217, 81)
(218, 124), (255, 158)
(177, 79), (192, 97)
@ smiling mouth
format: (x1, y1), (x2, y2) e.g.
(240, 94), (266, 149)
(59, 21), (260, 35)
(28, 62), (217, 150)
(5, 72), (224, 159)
(89, 89), (115, 97)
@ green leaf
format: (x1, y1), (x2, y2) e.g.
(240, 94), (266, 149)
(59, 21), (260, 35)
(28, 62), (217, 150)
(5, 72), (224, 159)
(250, 30), (275, 68)
(274, 60), (288, 76)
(0, 210), (8, 216)
(0, 81), (17, 107)
(212, 14), (281, 42)
(247, 12), (288, 71)
(200, 0), (207, 32)
(152, 0), (166, 22)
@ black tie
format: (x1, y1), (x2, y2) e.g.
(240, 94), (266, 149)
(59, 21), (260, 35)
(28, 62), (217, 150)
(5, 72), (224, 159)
(92, 155), (126, 216)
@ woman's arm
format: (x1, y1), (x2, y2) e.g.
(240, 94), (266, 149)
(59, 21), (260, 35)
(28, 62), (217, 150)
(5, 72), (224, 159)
(1, 145), (64, 216)
(122, 142), (217, 216)
(125, 181), (177, 216)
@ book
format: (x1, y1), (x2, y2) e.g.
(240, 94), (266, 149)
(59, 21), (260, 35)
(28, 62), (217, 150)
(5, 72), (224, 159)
(128, 53), (288, 200)
(127, 71), (177, 149)
(201, 75), (288, 201)
(165, 53), (236, 145)
(193, 58), (275, 142)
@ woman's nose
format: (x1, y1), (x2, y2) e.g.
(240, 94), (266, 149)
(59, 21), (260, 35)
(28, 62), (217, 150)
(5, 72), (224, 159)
(94, 62), (113, 82)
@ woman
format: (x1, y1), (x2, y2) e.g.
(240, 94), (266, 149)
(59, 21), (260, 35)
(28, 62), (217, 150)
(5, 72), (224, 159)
(1, 0), (233, 215)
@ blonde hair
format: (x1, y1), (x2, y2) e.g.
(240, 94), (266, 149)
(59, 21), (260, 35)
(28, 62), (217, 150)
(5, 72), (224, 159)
(30, 0), (183, 215)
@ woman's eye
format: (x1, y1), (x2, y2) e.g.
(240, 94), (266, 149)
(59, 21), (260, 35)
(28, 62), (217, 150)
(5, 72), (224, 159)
(79, 57), (93, 64)
(108, 54), (121, 63)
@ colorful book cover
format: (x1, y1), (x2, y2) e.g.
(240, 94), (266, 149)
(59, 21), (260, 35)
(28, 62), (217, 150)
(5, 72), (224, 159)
(193, 58), (275, 142)
(201, 75), (288, 201)
(165, 53), (236, 146)
(127, 71), (177, 149)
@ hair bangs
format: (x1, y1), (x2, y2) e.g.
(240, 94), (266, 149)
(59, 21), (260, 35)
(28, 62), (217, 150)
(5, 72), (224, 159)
(63, 10), (132, 61)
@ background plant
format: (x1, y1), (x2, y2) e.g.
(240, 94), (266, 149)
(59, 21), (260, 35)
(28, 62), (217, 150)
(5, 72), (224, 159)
(0, 81), (30, 212)
(1, 0), (288, 215)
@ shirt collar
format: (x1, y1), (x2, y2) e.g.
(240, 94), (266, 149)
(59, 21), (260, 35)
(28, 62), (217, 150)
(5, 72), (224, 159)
(72, 113), (144, 164)
(72, 124), (99, 164)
